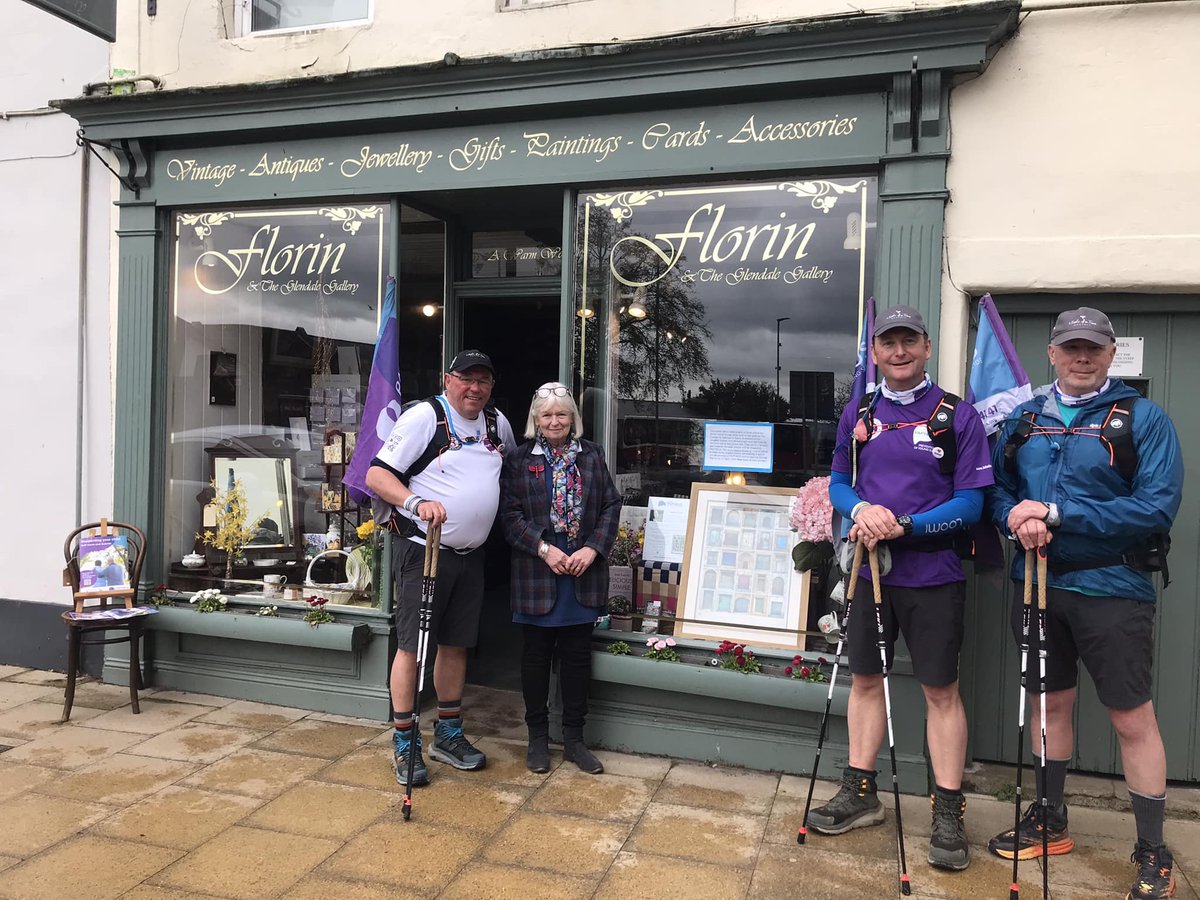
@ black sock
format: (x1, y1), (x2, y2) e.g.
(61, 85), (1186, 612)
(847, 765), (878, 792)
(1129, 790), (1166, 848)
(935, 784), (964, 800)
(1035, 757), (1069, 813)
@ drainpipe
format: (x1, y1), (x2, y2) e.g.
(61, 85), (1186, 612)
(75, 142), (89, 527)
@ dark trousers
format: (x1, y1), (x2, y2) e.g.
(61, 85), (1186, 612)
(521, 622), (593, 733)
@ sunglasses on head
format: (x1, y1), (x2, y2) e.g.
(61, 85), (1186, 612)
(534, 386), (571, 399)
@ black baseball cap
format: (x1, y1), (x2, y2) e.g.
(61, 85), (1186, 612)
(448, 349), (495, 375)
(873, 305), (928, 338)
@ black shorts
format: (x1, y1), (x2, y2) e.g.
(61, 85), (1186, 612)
(1010, 586), (1155, 710)
(392, 539), (484, 652)
(847, 582), (964, 687)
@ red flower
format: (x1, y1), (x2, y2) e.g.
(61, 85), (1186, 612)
(736, 656), (746, 667)
(800, 666), (811, 677)
(734, 644), (744, 655)
(792, 655), (802, 665)
(784, 666), (794, 676)
(818, 657), (828, 665)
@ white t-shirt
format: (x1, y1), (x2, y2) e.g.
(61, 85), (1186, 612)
(373, 396), (516, 550)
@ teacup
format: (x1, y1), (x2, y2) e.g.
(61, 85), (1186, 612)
(263, 574), (286, 598)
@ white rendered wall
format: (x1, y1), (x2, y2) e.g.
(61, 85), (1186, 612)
(0, 1), (112, 605)
(938, 3), (1200, 382)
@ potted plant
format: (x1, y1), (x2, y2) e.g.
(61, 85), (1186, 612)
(790, 474), (835, 573)
(197, 478), (265, 589)
(607, 595), (633, 631)
(606, 524), (643, 609)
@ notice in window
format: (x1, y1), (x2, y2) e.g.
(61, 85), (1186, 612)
(702, 422), (774, 474)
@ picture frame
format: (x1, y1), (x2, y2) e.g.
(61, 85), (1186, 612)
(675, 483), (806, 650)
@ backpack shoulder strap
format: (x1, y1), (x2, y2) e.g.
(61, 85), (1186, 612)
(483, 405), (502, 451)
(928, 391), (959, 475)
(1100, 400), (1137, 483)
(850, 393), (875, 488)
(398, 397), (451, 485)
(1003, 408), (1038, 474)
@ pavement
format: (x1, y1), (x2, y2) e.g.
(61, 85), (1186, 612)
(0, 667), (1198, 899)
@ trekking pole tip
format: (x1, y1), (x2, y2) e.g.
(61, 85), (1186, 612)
(900, 873), (912, 895)
(796, 826), (807, 844)
(402, 797), (412, 821)
(1009, 885), (1020, 900)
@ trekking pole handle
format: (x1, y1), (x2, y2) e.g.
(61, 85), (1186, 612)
(1036, 546), (1047, 611)
(1024, 549), (1034, 608)
(847, 541), (864, 602)
(868, 545), (883, 605)
(426, 523), (442, 579)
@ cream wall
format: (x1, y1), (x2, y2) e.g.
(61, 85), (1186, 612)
(0, 0), (113, 605)
(112, 0), (976, 89)
(938, 2), (1200, 383)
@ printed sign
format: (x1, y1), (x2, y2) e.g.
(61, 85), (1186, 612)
(703, 421), (774, 473)
(1111, 337), (1144, 378)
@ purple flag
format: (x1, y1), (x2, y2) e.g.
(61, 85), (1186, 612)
(967, 293), (1032, 436)
(848, 296), (877, 411)
(344, 276), (401, 507)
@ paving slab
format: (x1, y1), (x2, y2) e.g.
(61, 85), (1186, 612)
(195, 699), (310, 731)
(588, 749), (672, 781)
(0, 666), (30, 679)
(146, 689), (237, 708)
(151, 825), (340, 899)
(8, 669), (68, 687)
(656, 760), (780, 815)
(77, 699), (211, 735)
(770, 795), (901, 860)
(529, 765), (656, 823)
(0, 856), (18, 874)
(436, 735), (557, 788)
(0, 762), (57, 802)
(69, 680), (143, 710)
(597, 850), (751, 899)
(180, 747), (328, 798)
(320, 820), (483, 890)
(314, 745), (397, 792)
(443, 862), (597, 899)
(252, 718), (384, 759)
(245, 781), (396, 839)
(625, 801), (766, 868)
(2, 722), (147, 769)
(280, 875), (423, 900)
(121, 887), (230, 900)
(93, 785), (263, 850)
(748, 842), (900, 900)
(395, 773), (531, 834)
(0, 681), (60, 710)
(0, 834), (180, 900)
(37, 752), (197, 805)
(483, 810), (631, 877)
(127, 721), (268, 764)
(0, 791), (114, 856)
(0, 699), (104, 739)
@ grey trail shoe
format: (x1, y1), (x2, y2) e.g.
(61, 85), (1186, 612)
(808, 767), (885, 835)
(392, 730), (429, 787)
(928, 791), (970, 871)
(429, 717), (487, 771)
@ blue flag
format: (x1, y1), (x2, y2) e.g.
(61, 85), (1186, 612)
(344, 276), (401, 507)
(967, 293), (1032, 436)
(848, 296), (877, 412)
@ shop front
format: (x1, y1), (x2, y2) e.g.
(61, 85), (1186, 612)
(60, 3), (1018, 782)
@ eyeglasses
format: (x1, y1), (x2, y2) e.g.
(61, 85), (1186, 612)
(450, 372), (494, 389)
(534, 386), (571, 399)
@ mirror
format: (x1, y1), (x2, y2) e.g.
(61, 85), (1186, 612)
(204, 437), (302, 562)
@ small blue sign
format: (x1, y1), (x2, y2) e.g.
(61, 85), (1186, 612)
(702, 421), (774, 474)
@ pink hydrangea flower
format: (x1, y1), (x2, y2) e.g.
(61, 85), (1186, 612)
(790, 475), (834, 543)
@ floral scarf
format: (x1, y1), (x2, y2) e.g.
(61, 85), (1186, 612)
(536, 436), (582, 544)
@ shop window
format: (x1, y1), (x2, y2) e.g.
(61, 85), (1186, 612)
(166, 203), (421, 610)
(470, 230), (563, 279)
(572, 176), (878, 507)
(240, 0), (372, 36)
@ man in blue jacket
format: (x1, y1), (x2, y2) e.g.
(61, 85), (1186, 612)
(987, 307), (1183, 900)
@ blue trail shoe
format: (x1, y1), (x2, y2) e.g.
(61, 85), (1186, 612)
(430, 717), (487, 771)
(392, 729), (429, 787)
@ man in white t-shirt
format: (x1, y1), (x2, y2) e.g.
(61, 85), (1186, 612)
(366, 350), (516, 787)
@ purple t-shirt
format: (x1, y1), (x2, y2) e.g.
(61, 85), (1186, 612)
(832, 386), (994, 587)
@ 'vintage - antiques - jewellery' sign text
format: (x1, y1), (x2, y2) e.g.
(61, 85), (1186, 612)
(152, 95), (885, 203)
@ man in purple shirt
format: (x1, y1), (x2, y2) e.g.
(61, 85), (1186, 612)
(808, 305), (994, 872)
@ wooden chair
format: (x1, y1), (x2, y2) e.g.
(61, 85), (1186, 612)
(61, 518), (154, 722)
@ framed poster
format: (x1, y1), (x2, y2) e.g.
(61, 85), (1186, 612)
(676, 483), (806, 650)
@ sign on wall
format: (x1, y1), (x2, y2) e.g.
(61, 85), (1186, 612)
(153, 94), (887, 204)
(23, 0), (115, 41)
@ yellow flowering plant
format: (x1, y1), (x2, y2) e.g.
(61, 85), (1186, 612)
(196, 478), (265, 586)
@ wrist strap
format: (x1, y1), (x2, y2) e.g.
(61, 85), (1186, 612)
(851, 501), (869, 521)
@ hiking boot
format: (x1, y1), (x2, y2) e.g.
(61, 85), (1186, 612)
(563, 727), (604, 775)
(430, 717), (487, 771)
(1127, 841), (1176, 899)
(392, 730), (429, 787)
(808, 767), (885, 835)
(928, 792), (970, 871)
(527, 729), (551, 774)
(987, 802), (1074, 860)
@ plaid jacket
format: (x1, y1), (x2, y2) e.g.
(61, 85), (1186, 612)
(500, 439), (622, 616)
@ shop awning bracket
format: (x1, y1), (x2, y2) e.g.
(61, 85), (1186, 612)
(76, 129), (149, 198)
(891, 55), (943, 151)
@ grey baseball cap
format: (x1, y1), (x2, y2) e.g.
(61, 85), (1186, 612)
(1050, 307), (1115, 346)
(448, 349), (495, 375)
(873, 305), (927, 338)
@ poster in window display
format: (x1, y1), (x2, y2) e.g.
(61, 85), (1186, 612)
(675, 484), (806, 650)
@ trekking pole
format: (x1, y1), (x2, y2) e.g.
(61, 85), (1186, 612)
(1008, 549), (1035, 900)
(870, 544), (911, 896)
(798, 542), (863, 845)
(1036, 546), (1050, 899)
(402, 521), (441, 822)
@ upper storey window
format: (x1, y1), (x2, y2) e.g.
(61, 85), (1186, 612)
(242, 0), (372, 35)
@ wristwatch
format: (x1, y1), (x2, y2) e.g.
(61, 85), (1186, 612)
(537, 541), (550, 560)
(1042, 502), (1062, 527)
(896, 515), (914, 537)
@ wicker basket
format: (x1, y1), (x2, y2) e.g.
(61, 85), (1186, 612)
(304, 550), (355, 605)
